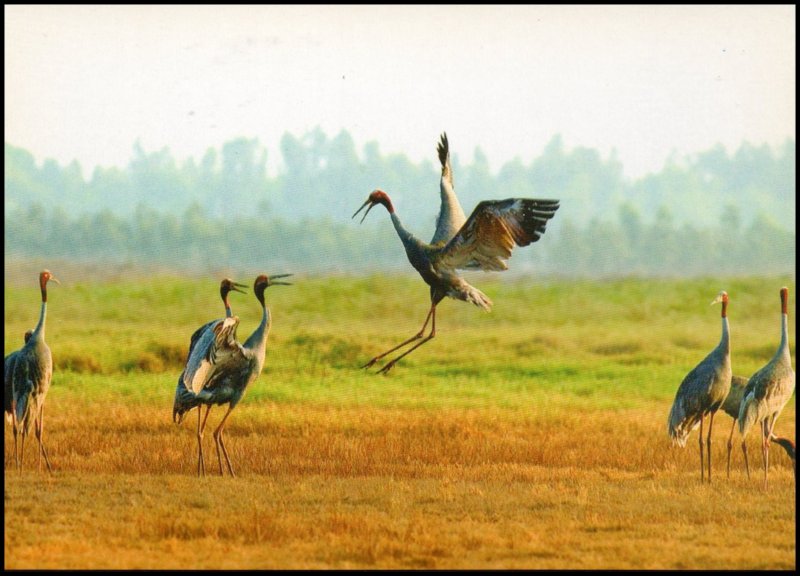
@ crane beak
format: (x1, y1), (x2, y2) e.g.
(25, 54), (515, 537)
(230, 281), (248, 294)
(269, 273), (293, 286)
(710, 292), (725, 306)
(49, 276), (61, 286)
(352, 199), (375, 224)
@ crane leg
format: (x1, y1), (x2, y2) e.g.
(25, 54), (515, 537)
(197, 405), (212, 477)
(377, 305), (437, 375)
(761, 419), (770, 490)
(11, 399), (19, 468)
(363, 304), (435, 370)
(19, 430), (26, 471)
(762, 415), (781, 489)
(13, 426), (19, 471)
(34, 406), (53, 473)
(741, 438), (750, 479)
(698, 415), (705, 483)
(706, 411), (715, 482)
(726, 417), (736, 478)
(213, 406), (236, 477)
(11, 406), (20, 471)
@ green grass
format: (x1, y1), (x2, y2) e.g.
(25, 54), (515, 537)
(5, 272), (794, 409)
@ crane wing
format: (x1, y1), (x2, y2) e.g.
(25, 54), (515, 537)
(431, 132), (467, 245)
(436, 198), (560, 271)
(182, 316), (245, 395)
(189, 320), (216, 353)
(8, 352), (38, 424)
(721, 374), (749, 419)
(667, 358), (723, 445)
(741, 363), (796, 426)
(4, 351), (20, 419)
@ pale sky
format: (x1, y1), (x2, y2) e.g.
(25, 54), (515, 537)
(4, 5), (796, 179)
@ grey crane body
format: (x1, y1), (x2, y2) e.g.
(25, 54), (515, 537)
(3, 270), (59, 472)
(6, 335), (53, 433)
(354, 132), (559, 373)
(737, 287), (795, 488)
(172, 278), (247, 425)
(173, 274), (290, 476)
(722, 374), (749, 420)
(667, 290), (732, 482)
(738, 329), (794, 437)
(183, 307), (270, 410)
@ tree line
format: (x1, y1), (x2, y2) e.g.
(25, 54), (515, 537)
(4, 129), (795, 277)
(4, 198), (793, 278)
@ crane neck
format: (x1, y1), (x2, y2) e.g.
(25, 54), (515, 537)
(244, 301), (271, 359)
(777, 313), (789, 358)
(719, 315), (730, 353)
(32, 300), (47, 341)
(223, 297), (233, 318)
(390, 212), (417, 245)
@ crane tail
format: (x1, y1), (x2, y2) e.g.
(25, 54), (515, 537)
(667, 402), (699, 447)
(738, 394), (762, 439)
(465, 285), (493, 311)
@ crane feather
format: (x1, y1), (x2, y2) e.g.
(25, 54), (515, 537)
(182, 316), (245, 395)
(436, 198), (560, 272)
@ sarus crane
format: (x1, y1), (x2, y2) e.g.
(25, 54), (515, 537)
(172, 273), (291, 476)
(173, 278), (247, 476)
(353, 132), (560, 373)
(738, 286), (795, 489)
(667, 290), (732, 482)
(3, 269), (60, 472)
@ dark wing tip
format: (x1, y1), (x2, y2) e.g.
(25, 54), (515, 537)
(437, 132), (449, 167)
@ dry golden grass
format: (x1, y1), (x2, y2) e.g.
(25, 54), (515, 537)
(4, 400), (795, 570)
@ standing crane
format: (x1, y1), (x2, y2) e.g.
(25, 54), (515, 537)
(173, 273), (291, 476)
(4, 330), (33, 468)
(173, 278), (247, 476)
(353, 132), (560, 374)
(738, 286), (796, 489)
(3, 270), (60, 472)
(667, 290), (732, 482)
(721, 374), (749, 478)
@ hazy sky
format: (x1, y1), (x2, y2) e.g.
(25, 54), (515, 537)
(4, 5), (796, 179)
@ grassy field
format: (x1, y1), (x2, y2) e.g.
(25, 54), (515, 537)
(3, 261), (796, 569)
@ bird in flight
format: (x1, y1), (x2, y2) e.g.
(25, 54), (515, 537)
(353, 132), (559, 373)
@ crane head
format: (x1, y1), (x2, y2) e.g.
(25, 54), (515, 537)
(769, 435), (796, 474)
(710, 291), (728, 306)
(254, 273), (293, 289)
(220, 278), (248, 296)
(253, 274), (292, 306)
(352, 190), (393, 223)
(39, 269), (60, 288)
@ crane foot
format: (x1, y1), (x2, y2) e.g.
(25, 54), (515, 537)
(361, 358), (380, 369)
(377, 361), (397, 375)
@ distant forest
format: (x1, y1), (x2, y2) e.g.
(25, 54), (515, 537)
(4, 129), (796, 277)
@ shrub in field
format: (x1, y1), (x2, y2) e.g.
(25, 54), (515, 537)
(56, 353), (104, 374)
